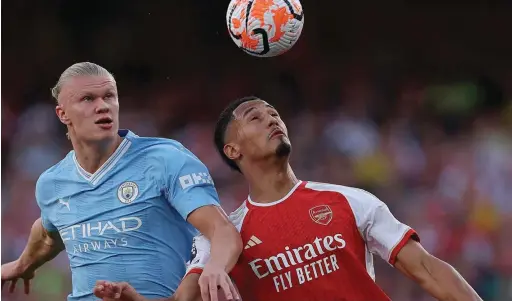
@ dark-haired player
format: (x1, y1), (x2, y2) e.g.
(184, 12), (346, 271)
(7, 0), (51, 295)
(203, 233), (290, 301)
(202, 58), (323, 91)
(95, 96), (482, 301)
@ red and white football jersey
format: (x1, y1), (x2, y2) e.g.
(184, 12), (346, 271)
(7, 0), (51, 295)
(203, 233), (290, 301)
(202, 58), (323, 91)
(187, 181), (419, 301)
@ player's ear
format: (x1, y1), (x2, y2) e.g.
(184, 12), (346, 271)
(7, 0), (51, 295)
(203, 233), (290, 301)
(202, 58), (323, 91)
(224, 143), (241, 161)
(56, 104), (71, 125)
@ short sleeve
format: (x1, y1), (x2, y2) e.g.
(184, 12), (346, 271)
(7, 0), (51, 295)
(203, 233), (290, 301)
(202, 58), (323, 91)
(343, 187), (419, 265)
(165, 150), (221, 220)
(185, 234), (211, 276)
(35, 175), (58, 232)
(40, 214), (57, 232)
(364, 201), (419, 265)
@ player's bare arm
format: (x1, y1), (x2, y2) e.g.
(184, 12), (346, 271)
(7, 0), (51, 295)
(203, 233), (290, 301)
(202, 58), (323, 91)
(1, 218), (65, 294)
(187, 205), (242, 301)
(171, 273), (202, 301)
(395, 239), (482, 301)
(171, 270), (237, 301)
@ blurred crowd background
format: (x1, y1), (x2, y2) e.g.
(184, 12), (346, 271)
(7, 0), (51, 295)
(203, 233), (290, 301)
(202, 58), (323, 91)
(2, 1), (512, 300)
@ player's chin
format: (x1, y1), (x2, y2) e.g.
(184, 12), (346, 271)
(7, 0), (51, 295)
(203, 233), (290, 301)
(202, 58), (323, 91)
(275, 139), (292, 158)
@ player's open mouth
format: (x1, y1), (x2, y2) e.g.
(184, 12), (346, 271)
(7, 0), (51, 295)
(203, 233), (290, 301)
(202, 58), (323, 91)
(95, 117), (114, 129)
(269, 129), (285, 139)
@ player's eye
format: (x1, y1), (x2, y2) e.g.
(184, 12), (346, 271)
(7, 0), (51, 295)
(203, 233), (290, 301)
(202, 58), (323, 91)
(250, 115), (259, 121)
(82, 96), (93, 102)
(104, 93), (114, 99)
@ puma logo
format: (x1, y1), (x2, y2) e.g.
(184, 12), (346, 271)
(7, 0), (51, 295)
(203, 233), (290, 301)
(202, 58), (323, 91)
(59, 198), (70, 211)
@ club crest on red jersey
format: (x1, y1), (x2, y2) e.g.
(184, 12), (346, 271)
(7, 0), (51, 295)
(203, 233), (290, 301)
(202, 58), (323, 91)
(309, 205), (333, 225)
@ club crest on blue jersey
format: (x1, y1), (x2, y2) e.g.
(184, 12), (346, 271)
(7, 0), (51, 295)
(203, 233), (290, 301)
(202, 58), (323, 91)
(117, 181), (139, 204)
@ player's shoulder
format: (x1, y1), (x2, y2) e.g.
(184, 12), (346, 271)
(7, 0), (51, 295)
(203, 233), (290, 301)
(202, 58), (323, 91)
(127, 133), (187, 154)
(303, 181), (383, 207)
(36, 152), (75, 201)
(37, 152), (74, 184)
(227, 201), (249, 232)
(129, 134), (196, 159)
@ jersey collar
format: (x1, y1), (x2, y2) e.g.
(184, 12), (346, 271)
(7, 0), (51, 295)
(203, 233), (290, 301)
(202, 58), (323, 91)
(73, 129), (135, 185)
(247, 180), (303, 207)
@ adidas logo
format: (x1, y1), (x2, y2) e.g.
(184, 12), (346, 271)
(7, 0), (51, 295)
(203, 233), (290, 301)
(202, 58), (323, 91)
(244, 235), (262, 249)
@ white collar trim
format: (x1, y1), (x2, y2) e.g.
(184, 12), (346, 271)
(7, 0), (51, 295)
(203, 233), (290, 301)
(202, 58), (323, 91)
(73, 138), (131, 185)
(248, 180), (302, 207)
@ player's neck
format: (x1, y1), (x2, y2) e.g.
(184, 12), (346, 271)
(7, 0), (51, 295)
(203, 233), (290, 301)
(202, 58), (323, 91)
(245, 161), (299, 204)
(72, 135), (123, 174)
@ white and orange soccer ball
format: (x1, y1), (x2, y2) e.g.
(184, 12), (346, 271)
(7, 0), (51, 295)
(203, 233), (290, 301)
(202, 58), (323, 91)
(226, 0), (304, 57)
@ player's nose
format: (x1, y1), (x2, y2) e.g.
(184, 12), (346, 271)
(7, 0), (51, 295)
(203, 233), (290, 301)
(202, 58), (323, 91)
(266, 114), (278, 128)
(95, 98), (110, 114)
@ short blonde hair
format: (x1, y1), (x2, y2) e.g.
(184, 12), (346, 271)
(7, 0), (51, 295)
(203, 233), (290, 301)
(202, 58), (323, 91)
(51, 62), (115, 101)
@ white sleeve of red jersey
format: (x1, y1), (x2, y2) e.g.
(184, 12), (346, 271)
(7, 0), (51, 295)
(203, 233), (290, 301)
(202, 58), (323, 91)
(185, 234), (211, 276)
(185, 202), (247, 277)
(343, 187), (419, 265)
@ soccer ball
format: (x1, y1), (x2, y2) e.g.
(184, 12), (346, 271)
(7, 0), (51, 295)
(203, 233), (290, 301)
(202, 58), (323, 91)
(226, 0), (304, 57)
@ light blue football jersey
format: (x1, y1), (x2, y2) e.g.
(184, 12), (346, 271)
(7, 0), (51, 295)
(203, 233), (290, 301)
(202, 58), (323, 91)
(35, 130), (220, 300)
